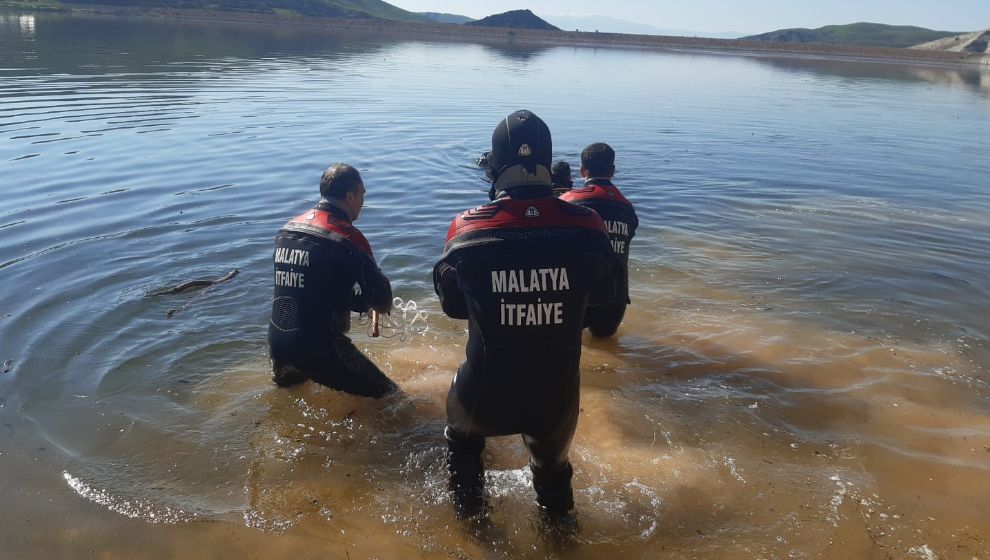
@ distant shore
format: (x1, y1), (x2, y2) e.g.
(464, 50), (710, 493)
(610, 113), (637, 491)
(8, 4), (990, 68)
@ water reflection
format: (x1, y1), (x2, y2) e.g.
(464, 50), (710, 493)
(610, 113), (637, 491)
(478, 39), (554, 62)
(0, 12), (393, 75)
(0, 13), (35, 38)
(755, 55), (990, 97)
(909, 64), (990, 95)
(20, 14), (34, 36)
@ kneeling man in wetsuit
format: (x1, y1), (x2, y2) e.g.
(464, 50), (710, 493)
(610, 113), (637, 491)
(268, 163), (398, 398)
(434, 110), (620, 515)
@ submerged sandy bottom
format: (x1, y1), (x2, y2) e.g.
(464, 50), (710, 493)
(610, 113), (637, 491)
(3, 279), (987, 560)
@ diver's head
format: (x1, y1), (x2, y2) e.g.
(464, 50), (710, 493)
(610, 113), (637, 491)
(488, 110), (552, 198)
(477, 151), (491, 169)
(319, 163), (365, 221)
(551, 160), (573, 189)
(580, 142), (616, 179)
(477, 151), (494, 184)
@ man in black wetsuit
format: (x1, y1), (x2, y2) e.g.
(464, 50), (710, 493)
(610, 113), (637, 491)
(560, 143), (638, 337)
(434, 110), (620, 516)
(268, 163), (398, 398)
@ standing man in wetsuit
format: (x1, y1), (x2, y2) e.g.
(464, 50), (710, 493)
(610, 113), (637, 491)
(268, 163), (398, 398)
(434, 110), (620, 516)
(560, 143), (638, 337)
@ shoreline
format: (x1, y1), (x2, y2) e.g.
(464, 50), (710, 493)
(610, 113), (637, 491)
(9, 5), (990, 69)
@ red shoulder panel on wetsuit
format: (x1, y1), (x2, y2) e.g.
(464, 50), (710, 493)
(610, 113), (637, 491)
(560, 183), (632, 207)
(287, 209), (373, 257)
(446, 197), (606, 242)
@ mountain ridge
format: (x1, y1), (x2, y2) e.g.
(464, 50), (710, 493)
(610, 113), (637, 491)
(3, 2), (985, 67)
(418, 11), (472, 25)
(743, 22), (964, 48)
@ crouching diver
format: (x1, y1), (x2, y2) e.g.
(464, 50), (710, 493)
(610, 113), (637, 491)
(434, 110), (621, 516)
(267, 163), (398, 398)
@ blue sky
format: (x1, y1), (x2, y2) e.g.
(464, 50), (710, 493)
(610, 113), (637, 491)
(390, 1), (990, 35)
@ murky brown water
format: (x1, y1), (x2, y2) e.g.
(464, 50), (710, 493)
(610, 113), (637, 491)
(2, 11), (989, 560)
(6, 285), (988, 558)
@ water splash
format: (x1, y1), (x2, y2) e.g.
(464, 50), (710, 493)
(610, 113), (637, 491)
(826, 474), (849, 527)
(62, 471), (195, 524)
(907, 544), (937, 560)
(362, 297), (432, 341)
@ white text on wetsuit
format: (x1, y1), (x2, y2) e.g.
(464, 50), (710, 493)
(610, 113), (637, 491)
(604, 220), (629, 254)
(492, 268), (569, 326)
(274, 248), (310, 288)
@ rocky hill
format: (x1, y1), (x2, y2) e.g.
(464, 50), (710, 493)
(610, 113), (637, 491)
(743, 22), (962, 48)
(465, 9), (559, 31)
(912, 28), (989, 53)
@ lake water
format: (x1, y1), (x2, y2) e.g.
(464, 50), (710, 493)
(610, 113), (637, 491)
(2, 11), (989, 559)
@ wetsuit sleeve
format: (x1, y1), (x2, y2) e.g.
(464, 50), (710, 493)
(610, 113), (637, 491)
(351, 251), (393, 314)
(433, 258), (469, 320)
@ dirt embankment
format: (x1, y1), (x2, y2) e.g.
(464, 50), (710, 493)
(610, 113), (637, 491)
(47, 5), (990, 67)
(913, 29), (989, 53)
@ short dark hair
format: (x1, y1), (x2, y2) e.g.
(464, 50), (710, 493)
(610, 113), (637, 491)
(319, 163), (363, 199)
(581, 143), (615, 177)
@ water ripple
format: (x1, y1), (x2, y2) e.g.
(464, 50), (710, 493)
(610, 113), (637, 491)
(1, 15), (989, 557)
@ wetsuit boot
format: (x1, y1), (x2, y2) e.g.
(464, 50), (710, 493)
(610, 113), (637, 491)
(445, 426), (486, 518)
(271, 360), (307, 388)
(531, 460), (574, 514)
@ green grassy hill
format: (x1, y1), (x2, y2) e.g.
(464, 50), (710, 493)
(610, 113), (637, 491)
(742, 22), (964, 48)
(419, 11), (472, 24)
(17, 0), (427, 20)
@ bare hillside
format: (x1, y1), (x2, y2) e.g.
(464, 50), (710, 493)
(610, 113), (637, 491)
(912, 28), (989, 53)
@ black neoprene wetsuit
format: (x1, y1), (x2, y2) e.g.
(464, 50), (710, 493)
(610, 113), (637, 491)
(268, 202), (397, 398)
(559, 178), (638, 336)
(433, 186), (620, 510)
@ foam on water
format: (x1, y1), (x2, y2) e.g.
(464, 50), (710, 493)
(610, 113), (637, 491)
(63, 471), (195, 524)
